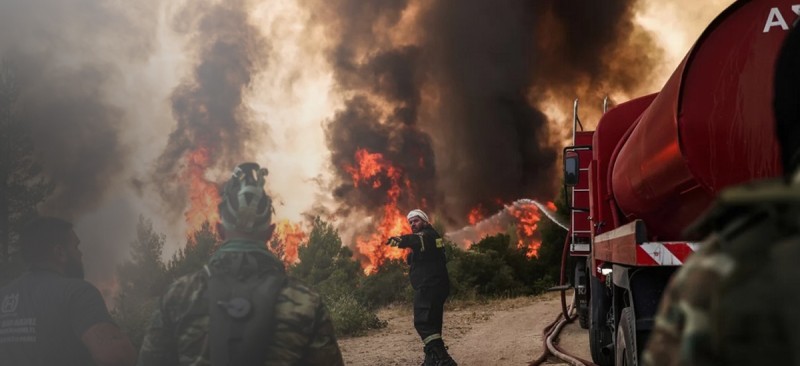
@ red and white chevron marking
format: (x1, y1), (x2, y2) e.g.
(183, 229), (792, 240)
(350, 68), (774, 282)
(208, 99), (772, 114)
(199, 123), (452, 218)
(635, 242), (702, 266)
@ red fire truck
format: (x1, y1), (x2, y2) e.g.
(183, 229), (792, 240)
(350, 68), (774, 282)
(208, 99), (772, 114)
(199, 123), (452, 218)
(563, 1), (794, 364)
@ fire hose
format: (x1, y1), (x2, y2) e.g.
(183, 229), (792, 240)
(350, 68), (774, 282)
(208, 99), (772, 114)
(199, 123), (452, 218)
(529, 235), (598, 366)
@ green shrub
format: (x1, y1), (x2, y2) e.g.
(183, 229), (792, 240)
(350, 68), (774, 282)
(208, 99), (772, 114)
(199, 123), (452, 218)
(355, 259), (412, 308)
(448, 246), (524, 297)
(325, 293), (387, 337)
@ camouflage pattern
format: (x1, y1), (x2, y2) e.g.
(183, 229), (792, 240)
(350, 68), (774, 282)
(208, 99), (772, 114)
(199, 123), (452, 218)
(137, 240), (344, 366)
(643, 178), (800, 366)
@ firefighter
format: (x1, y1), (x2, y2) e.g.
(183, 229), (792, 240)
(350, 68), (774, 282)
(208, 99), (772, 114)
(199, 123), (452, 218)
(642, 25), (800, 366)
(137, 162), (343, 366)
(387, 209), (457, 366)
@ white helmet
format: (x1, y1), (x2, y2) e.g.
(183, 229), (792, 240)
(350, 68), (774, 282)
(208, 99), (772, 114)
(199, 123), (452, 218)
(407, 209), (429, 223)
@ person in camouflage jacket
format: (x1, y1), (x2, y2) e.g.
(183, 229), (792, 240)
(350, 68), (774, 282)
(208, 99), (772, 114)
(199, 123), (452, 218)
(137, 163), (343, 366)
(642, 179), (800, 366)
(642, 24), (800, 366)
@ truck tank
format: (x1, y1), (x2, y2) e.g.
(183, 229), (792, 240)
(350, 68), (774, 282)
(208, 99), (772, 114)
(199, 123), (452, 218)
(610, 0), (788, 239)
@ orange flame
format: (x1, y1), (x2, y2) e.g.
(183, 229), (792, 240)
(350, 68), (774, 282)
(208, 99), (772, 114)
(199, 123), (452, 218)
(184, 147), (221, 237)
(272, 220), (307, 266)
(345, 149), (386, 189)
(547, 201), (557, 212)
(468, 205), (484, 226)
(508, 203), (542, 258)
(345, 148), (410, 274)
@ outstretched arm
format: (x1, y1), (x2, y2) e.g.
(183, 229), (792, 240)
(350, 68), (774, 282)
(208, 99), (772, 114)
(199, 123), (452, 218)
(388, 230), (439, 251)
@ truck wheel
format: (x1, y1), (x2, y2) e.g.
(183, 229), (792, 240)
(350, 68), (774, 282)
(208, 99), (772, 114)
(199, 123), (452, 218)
(615, 307), (636, 366)
(575, 260), (589, 329)
(589, 275), (614, 366)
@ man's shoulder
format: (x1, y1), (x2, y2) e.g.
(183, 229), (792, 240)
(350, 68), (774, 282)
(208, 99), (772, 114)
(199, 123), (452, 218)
(421, 226), (441, 238)
(2, 271), (100, 296)
(160, 269), (323, 315)
(277, 278), (323, 308)
(160, 270), (209, 310)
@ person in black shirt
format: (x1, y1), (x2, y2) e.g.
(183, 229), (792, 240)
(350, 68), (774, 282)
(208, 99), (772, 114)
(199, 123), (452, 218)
(388, 209), (457, 366)
(0, 217), (135, 366)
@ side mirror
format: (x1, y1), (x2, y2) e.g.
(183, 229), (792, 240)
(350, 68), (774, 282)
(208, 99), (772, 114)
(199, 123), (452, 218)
(564, 155), (579, 187)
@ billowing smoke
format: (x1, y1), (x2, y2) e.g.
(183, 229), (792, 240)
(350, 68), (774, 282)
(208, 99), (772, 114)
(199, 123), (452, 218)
(0, 0), (156, 217)
(531, 1), (665, 104)
(305, 0), (437, 216)
(153, 0), (270, 226)
(325, 47), (439, 216)
(0, 0), (161, 283)
(314, 0), (663, 228)
(421, 1), (553, 225)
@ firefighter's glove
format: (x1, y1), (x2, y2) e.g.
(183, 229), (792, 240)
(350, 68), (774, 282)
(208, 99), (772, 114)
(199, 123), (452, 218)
(387, 236), (402, 247)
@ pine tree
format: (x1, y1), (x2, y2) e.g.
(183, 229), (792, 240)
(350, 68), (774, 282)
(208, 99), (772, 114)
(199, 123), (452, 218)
(113, 216), (168, 349)
(167, 221), (219, 279)
(290, 217), (357, 288)
(0, 61), (53, 282)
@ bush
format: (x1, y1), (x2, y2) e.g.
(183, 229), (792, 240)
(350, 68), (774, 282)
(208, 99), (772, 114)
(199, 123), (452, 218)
(325, 292), (387, 337)
(290, 217), (387, 335)
(448, 246), (524, 297)
(355, 259), (412, 309)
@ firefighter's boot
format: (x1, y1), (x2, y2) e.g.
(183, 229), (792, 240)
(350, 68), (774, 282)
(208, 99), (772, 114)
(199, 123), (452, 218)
(425, 339), (457, 366)
(420, 347), (435, 366)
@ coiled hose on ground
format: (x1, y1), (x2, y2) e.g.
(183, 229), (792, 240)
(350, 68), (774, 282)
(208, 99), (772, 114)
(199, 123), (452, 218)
(529, 235), (598, 366)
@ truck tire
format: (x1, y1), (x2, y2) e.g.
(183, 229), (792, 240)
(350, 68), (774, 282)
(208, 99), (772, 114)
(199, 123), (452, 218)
(575, 261), (589, 329)
(615, 307), (636, 366)
(589, 275), (614, 366)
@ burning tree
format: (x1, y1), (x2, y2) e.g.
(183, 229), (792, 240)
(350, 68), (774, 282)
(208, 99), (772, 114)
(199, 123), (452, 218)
(344, 148), (414, 274)
(269, 220), (308, 266)
(183, 147), (221, 236)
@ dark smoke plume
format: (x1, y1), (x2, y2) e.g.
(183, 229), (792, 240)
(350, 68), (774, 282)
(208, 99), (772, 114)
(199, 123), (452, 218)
(316, 0), (439, 218)
(0, 0), (156, 217)
(531, 2), (664, 101)
(313, 0), (662, 228)
(421, 1), (552, 225)
(0, 0), (159, 284)
(154, 0), (269, 214)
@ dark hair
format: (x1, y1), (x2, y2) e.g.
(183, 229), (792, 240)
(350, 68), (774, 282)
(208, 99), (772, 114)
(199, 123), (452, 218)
(20, 217), (74, 263)
(774, 25), (800, 175)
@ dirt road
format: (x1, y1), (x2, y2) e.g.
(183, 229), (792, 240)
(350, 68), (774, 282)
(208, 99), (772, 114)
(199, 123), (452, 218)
(339, 291), (591, 366)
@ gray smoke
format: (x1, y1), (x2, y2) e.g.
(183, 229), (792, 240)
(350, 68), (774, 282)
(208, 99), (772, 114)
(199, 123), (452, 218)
(313, 0), (662, 229)
(310, 0), (439, 220)
(154, 0), (270, 216)
(0, 0), (157, 217)
(0, 1), (163, 284)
